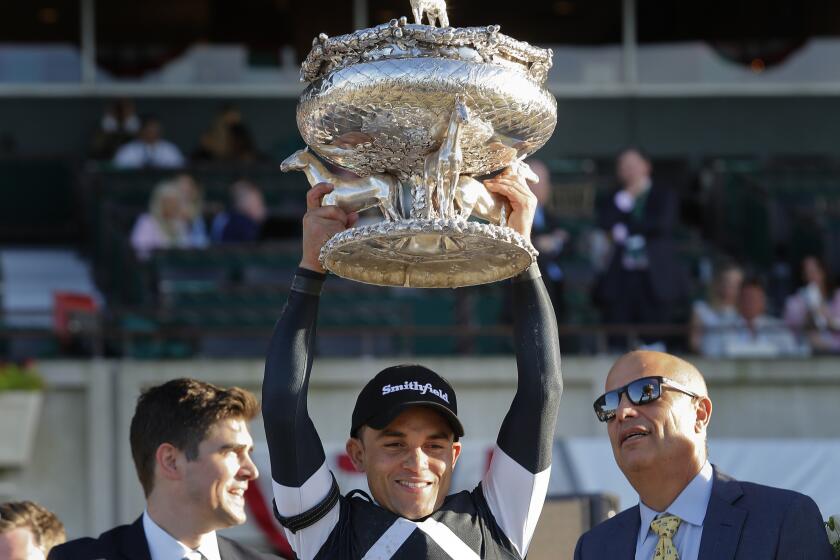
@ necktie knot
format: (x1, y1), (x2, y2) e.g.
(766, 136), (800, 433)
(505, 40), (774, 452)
(651, 514), (681, 538)
(182, 551), (207, 560)
(650, 514), (681, 559)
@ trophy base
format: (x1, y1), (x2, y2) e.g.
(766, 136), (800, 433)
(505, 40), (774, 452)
(319, 219), (537, 288)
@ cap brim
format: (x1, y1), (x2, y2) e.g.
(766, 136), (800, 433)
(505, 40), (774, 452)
(364, 401), (465, 438)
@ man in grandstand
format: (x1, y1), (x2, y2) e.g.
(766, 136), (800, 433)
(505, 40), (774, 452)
(262, 167), (563, 559)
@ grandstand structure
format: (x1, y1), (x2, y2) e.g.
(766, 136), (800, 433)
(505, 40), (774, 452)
(2, 1), (840, 557)
(1, 0), (840, 359)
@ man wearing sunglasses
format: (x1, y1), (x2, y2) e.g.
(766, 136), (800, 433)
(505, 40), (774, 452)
(574, 350), (833, 560)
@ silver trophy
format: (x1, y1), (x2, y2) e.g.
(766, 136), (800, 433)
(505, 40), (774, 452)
(282, 0), (557, 288)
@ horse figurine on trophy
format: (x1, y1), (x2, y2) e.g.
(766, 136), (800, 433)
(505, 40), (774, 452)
(281, 148), (403, 222)
(419, 97), (540, 227)
(421, 97), (469, 220)
(410, 0), (449, 27)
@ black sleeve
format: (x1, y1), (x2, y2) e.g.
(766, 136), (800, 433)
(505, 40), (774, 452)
(262, 267), (328, 486)
(496, 264), (563, 474)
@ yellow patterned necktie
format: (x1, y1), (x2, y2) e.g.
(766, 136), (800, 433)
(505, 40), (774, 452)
(650, 514), (682, 560)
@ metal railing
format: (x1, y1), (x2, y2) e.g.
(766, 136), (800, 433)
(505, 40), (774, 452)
(0, 307), (693, 358)
(6, 305), (836, 359)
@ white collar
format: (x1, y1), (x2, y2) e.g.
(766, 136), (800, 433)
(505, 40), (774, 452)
(142, 510), (221, 560)
(637, 461), (714, 547)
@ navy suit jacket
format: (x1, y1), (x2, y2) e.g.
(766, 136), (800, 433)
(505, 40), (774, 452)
(48, 516), (277, 560)
(595, 182), (685, 304)
(574, 467), (833, 560)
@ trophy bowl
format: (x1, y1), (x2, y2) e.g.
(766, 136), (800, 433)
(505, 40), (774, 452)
(283, 3), (557, 288)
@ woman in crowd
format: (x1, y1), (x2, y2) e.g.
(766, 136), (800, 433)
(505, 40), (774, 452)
(173, 173), (210, 248)
(130, 180), (192, 259)
(784, 255), (840, 353)
(690, 261), (744, 356)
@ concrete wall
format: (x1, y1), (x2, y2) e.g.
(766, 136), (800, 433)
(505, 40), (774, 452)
(0, 361), (113, 539)
(548, 97), (840, 160)
(1, 355), (839, 545)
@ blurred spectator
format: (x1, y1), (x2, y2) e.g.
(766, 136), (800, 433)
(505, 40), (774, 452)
(0, 500), (66, 559)
(691, 261), (744, 356)
(784, 255), (840, 353)
(227, 122), (266, 163)
(721, 278), (802, 357)
(90, 98), (140, 160)
(130, 180), (192, 259)
(192, 104), (242, 161)
(528, 159), (568, 320)
(172, 173), (209, 248)
(211, 180), (268, 243)
(113, 115), (185, 169)
(594, 148), (684, 348)
(193, 105), (265, 163)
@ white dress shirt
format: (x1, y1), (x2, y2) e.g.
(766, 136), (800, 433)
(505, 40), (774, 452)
(635, 461), (714, 560)
(692, 301), (745, 358)
(142, 510), (221, 560)
(113, 140), (185, 168)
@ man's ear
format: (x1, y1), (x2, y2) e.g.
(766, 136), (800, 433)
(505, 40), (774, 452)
(695, 396), (712, 433)
(155, 443), (184, 482)
(451, 441), (462, 467)
(345, 437), (366, 473)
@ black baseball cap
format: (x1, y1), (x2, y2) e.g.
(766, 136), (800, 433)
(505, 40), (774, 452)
(351, 365), (464, 440)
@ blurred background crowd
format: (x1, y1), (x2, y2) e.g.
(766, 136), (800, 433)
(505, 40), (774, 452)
(3, 0), (840, 557)
(4, 97), (840, 361)
(2, 0), (840, 361)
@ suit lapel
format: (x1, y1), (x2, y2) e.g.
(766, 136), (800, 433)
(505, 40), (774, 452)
(698, 468), (746, 560)
(607, 506), (641, 558)
(118, 516), (153, 560)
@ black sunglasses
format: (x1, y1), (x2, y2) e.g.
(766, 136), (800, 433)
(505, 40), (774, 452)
(593, 376), (702, 422)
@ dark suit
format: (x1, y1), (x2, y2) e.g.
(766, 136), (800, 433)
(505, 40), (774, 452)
(594, 182), (686, 345)
(48, 516), (277, 560)
(596, 182), (682, 305)
(574, 467), (834, 560)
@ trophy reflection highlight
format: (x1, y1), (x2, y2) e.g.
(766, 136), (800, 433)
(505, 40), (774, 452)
(282, 0), (557, 288)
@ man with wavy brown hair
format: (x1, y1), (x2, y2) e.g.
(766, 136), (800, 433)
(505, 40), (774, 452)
(0, 500), (65, 559)
(50, 378), (274, 560)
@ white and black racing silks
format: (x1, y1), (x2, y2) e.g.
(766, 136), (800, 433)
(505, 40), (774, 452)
(262, 265), (563, 560)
